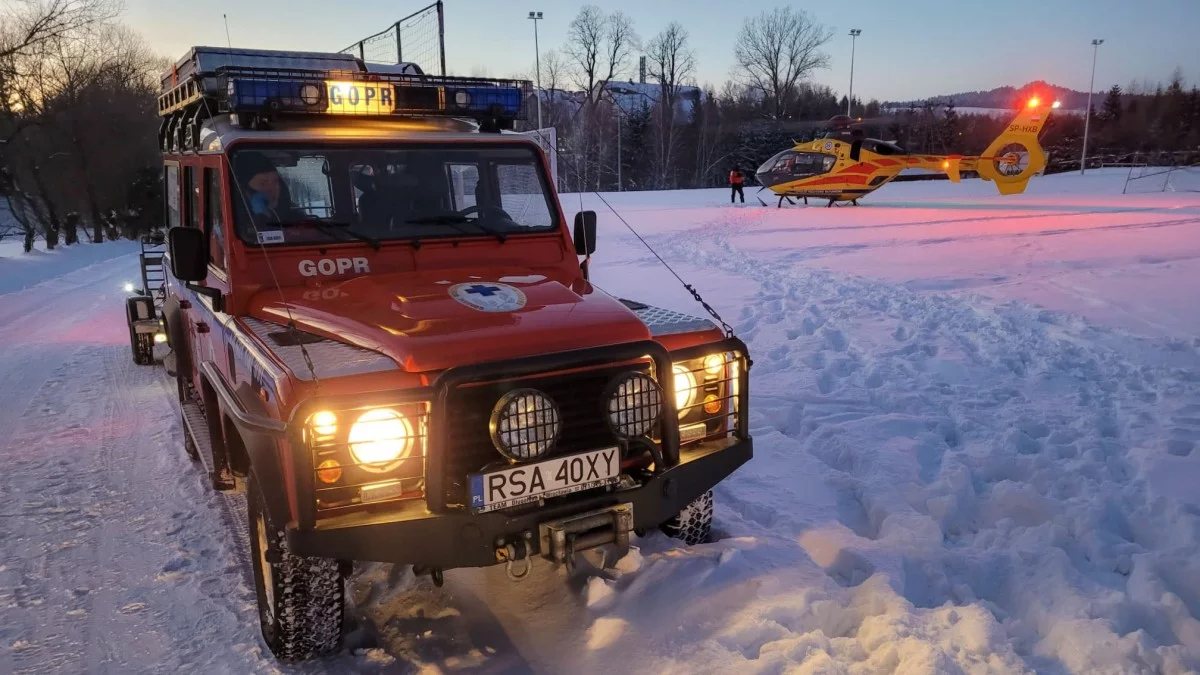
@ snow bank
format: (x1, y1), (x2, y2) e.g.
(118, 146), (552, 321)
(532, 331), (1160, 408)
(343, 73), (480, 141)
(0, 239), (140, 296)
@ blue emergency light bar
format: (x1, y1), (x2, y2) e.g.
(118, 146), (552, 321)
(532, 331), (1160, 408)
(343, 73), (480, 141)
(158, 63), (530, 124)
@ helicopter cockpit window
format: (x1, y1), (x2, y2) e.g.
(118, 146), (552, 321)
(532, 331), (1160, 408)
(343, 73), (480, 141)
(790, 153), (816, 175)
(866, 140), (904, 156)
(821, 155), (836, 172)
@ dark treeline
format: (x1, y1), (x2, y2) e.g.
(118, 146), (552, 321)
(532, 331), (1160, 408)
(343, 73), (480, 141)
(1, 0), (163, 252)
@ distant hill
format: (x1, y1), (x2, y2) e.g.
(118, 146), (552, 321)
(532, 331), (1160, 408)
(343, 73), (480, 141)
(885, 81), (1094, 110)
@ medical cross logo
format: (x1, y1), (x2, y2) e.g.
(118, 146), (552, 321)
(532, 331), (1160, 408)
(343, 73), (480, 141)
(449, 282), (527, 313)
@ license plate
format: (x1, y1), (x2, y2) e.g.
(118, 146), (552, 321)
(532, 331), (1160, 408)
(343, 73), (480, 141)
(326, 81), (394, 115)
(470, 448), (620, 513)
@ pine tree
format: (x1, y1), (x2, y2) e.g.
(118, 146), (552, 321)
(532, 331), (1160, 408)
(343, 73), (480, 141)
(1165, 71), (1188, 150)
(941, 101), (960, 152)
(1101, 85), (1122, 122)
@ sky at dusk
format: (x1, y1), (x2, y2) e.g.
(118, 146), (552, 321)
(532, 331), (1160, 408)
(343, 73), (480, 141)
(124, 0), (1200, 101)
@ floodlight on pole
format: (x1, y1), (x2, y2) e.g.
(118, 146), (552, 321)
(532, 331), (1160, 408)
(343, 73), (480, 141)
(1081, 38), (1103, 176)
(528, 11), (544, 131)
(847, 29), (862, 117)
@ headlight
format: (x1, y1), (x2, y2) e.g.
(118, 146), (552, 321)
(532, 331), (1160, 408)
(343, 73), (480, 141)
(491, 389), (561, 461)
(348, 408), (413, 472)
(672, 364), (698, 417)
(607, 372), (663, 437)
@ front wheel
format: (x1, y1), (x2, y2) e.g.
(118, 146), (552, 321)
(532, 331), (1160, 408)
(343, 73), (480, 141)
(660, 490), (715, 545)
(247, 475), (344, 661)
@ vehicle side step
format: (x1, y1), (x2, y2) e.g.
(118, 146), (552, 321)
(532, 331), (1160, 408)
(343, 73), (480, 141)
(181, 401), (235, 491)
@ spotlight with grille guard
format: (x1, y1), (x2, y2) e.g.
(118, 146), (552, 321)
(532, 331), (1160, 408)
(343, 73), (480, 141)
(606, 372), (663, 438)
(490, 389), (561, 461)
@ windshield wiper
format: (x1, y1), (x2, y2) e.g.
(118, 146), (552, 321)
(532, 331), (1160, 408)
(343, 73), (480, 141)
(278, 219), (382, 251)
(403, 214), (508, 243)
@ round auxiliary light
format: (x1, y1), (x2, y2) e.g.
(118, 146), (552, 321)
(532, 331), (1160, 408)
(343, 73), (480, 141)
(606, 372), (663, 438)
(490, 389), (561, 461)
(703, 353), (726, 376)
(298, 83), (322, 106)
(348, 409), (413, 472)
(310, 410), (338, 437)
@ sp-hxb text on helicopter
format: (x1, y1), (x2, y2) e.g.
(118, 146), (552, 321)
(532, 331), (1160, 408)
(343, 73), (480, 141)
(755, 97), (1060, 207)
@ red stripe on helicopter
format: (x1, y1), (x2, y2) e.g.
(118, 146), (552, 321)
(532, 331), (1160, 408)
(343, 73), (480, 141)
(840, 163), (878, 175)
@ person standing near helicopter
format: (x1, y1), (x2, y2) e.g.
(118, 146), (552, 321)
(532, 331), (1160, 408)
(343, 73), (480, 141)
(729, 165), (745, 204)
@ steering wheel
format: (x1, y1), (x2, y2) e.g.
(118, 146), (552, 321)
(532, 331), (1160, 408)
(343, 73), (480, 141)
(458, 204), (513, 222)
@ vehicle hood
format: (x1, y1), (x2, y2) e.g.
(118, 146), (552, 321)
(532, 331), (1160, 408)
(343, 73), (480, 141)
(250, 269), (652, 373)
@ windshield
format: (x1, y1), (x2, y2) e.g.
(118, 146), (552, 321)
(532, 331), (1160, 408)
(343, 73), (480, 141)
(228, 143), (559, 246)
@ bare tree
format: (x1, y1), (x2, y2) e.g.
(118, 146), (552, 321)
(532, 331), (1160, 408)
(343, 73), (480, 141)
(2, 2), (158, 250)
(564, 6), (638, 189)
(733, 7), (832, 119)
(565, 6), (637, 101)
(0, 0), (116, 61)
(646, 22), (695, 188)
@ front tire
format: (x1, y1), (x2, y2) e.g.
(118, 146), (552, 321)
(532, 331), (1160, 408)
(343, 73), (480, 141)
(660, 490), (715, 545)
(248, 475), (344, 661)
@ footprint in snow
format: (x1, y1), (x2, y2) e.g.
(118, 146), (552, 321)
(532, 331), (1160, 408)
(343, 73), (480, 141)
(822, 328), (848, 352)
(1166, 439), (1194, 457)
(816, 372), (836, 395)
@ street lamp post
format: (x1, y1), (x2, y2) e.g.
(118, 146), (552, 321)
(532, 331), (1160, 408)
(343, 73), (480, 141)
(1081, 38), (1103, 175)
(847, 29), (861, 117)
(528, 11), (544, 131)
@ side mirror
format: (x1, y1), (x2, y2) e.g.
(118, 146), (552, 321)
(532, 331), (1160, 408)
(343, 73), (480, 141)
(573, 211), (597, 256)
(168, 227), (208, 282)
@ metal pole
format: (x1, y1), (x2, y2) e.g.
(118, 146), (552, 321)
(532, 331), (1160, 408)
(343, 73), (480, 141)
(437, 1), (447, 76)
(529, 12), (543, 130)
(1081, 38), (1103, 175)
(847, 29), (861, 117)
(395, 21), (403, 63)
(617, 106), (622, 191)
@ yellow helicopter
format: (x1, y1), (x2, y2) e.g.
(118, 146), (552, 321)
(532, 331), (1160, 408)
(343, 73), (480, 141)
(755, 97), (1059, 207)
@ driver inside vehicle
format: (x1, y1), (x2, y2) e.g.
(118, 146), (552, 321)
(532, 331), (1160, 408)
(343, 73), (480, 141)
(236, 151), (305, 226)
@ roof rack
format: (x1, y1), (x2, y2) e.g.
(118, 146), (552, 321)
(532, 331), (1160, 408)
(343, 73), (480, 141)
(156, 47), (531, 152)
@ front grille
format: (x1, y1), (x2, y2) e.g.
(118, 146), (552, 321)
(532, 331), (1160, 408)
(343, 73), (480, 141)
(442, 363), (649, 506)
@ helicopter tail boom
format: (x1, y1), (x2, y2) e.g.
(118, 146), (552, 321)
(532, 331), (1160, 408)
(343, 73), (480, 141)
(974, 99), (1056, 194)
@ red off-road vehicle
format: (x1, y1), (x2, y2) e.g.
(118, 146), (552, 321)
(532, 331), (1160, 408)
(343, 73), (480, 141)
(126, 46), (752, 661)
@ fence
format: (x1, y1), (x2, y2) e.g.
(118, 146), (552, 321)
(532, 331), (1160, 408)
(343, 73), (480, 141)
(513, 128), (559, 191)
(1123, 162), (1200, 194)
(340, 2), (446, 75)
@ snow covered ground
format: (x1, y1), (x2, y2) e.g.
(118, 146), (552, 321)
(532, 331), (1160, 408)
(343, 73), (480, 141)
(1, 171), (1197, 674)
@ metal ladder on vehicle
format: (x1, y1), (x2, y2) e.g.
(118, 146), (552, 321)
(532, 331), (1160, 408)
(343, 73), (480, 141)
(139, 234), (168, 309)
